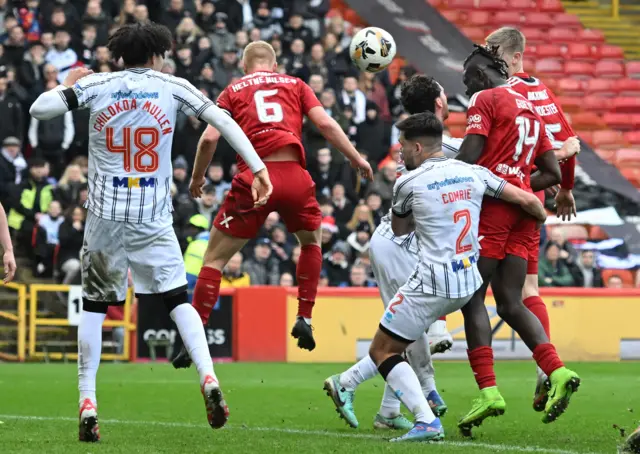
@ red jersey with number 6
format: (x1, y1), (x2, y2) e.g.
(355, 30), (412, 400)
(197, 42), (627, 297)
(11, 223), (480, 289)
(465, 85), (553, 190)
(508, 73), (576, 189)
(216, 71), (322, 172)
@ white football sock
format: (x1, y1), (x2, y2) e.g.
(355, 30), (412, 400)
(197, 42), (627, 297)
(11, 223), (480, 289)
(339, 354), (378, 391)
(170, 303), (216, 385)
(406, 333), (437, 395)
(429, 319), (447, 336)
(384, 360), (436, 423)
(78, 310), (106, 406)
(379, 384), (402, 418)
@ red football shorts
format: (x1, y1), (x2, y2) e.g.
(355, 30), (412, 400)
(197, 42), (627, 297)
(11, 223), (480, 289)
(213, 161), (321, 238)
(478, 196), (538, 261)
(526, 190), (546, 275)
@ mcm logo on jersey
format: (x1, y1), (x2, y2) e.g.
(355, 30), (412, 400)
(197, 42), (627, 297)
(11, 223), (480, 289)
(112, 177), (156, 188)
(451, 255), (477, 272)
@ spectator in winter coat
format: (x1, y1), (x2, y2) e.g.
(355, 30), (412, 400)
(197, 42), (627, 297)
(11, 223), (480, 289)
(0, 72), (24, 145)
(242, 238), (280, 285)
(575, 250), (604, 288)
(539, 242), (576, 287)
(53, 164), (86, 209)
(44, 29), (78, 84)
(308, 148), (341, 200)
(252, 1), (283, 41)
(356, 101), (387, 167)
(281, 12), (313, 53)
(323, 241), (350, 286)
(339, 263), (376, 288)
(369, 161), (396, 206)
(209, 13), (235, 58)
(221, 252), (251, 288)
(0, 136), (27, 207)
(340, 75), (366, 124)
(57, 205), (85, 285)
(330, 183), (353, 226)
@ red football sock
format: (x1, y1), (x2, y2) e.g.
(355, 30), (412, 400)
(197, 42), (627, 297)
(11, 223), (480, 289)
(524, 296), (550, 339)
(296, 244), (322, 319)
(438, 316), (446, 321)
(192, 266), (221, 325)
(468, 346), (497, 390)
(532, 343), (564, 377)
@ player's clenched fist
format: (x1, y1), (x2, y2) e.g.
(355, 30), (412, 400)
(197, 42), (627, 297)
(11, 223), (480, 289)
(351, 156), (373, 180)
(251, 168), (273, 207)
(189, 175), (206, 199)
(63, 67), (94, 88)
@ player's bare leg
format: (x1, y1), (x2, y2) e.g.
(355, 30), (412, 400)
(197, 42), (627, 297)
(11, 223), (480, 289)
(493, 255), (580, 424)
(173, 227), (247, 369)
(522, 274), (552, 411)
(290, 228), (322, 351)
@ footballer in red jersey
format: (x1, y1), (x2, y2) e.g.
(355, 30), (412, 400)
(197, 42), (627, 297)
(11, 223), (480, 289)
(486, 26), (581, 411)
(455, 45), (580, 435)
(172, 42), (373, 368)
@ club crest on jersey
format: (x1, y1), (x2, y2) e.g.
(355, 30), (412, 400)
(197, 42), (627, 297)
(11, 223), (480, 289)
(112, 177), (156, 188)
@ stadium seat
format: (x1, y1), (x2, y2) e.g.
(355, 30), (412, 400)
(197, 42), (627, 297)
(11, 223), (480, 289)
(448, 126), (466, 138)
(625, 61), (640, 78)
(548, 28), (577, 42)
(538, 0), (564, 12)
(460, 27), (486, 42)
(595, 60), (625, 79)
(583, 95), (610, 114)
(523, 56), (537, 71)
(428, 0), (444, 7)
(564, 61), (594, 79)
(586, 78), (616, 97)
(602, 269), (634, 288)
(554, 13), (582, 28)
(588, 225), (609, 240)
(492, 11), (523, 26)
(603, 113), (637, 131)
(557, 78), (585, 96)
(591, 130), (626, 149)
(535, 58), (564, 77)
(575, 130), (593, 144)
(520, 27), (546, 44)
(566, 43), (594, 61)
(614, 78), (640, 96)
(445, 0), (476, 9)
(535, 43), (564, 59)
(624, 131), (640, 146)
(467, 10), (491, 26)
(612, 96), (640, 113)
(615, 148), (640, 167)
(510, 0), (537, 10)
(595, 45), (625, 60)
(542, 76), (559, 92)
(441, 9), (461, 23)
(620, 168), (640, 188)
(524, 12), (554, 27)
(594, 148), (616, 162)
(447, 112), (467, 127)
(479, 0), (507, 11)
(556, 95), (582, 113)
(578, 29), (605, 44)
(571, 112), (606, 129)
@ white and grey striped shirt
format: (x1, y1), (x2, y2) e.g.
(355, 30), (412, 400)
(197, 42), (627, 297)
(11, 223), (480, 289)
(71, 69), (214, 223)
(392, 158), (507, 299)
(375, 135), (462, 253)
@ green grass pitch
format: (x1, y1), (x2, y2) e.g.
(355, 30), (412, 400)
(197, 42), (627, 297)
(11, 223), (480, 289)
(1, 361), (639, 453)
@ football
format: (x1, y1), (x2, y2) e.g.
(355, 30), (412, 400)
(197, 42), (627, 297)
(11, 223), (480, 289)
(349, 27), (396, 73)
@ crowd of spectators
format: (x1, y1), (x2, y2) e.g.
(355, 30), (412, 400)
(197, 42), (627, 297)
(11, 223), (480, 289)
(0, 0), (635, 290)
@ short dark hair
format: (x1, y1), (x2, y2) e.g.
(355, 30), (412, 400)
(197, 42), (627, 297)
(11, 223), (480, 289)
(107, 21), (173, 67)
(28, 157), (48, 169)
(400, 74), (442, 115)
(395, 112), (444, 141)
(463, 44), (509, 79)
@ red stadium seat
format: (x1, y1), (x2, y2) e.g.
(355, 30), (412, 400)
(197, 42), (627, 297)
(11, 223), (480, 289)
(548, 28), (578, 42)
(535, 58), (565, 76)
(594, 148), (617, 162)
(570, 112), (606, 129)
(441, 10), (462, 23)
(447, 112), (467, 127)
(612, 96), (640, 113)
(626, 61), (640, 79)
(591, 130), (626, 149)
(510, 0), (537, 10)
(566, 43), (594, 61)
(557, 78), (585, 96)
(555, 95), (582, 113)
(524, 12), (554, 27)
(620, 168), (640, 188)
(575, 130), (593, 144)
(460, 27), (486, 42)
(602, 269), (635, 288)
(586, 78), (616, 97)
(554, 13), (582, 28)
(535, 43), (564, 59)
(603, 113), (637, 131)
(564, 61), (594, 79)
(583, 95), (610, 114)
(492, 11), (523, 26)
(443, 0), (476, 9)
(538, 0), (564, 12)
(595, 45), (625, 60)
(624, 131), (640, 146)
(428, 0), (443, 6)
(520, 27), (546, 44)
(578, 29), (605, 44)
(448, 126), (466, 138)
(542, 76), (559, 92)
(588, 225), (609, 240)
(478, 0), (507, 11)
(595, 60), (625, 79)
(615, 148), (640, 167)
(468, 10), (491, 26)
(614, 78), (640, 96)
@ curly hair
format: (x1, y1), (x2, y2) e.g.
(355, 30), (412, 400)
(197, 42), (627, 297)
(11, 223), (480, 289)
(463, 44), (509, 79)
(107, 21), (173, 67)
(400, 74), (442, 115)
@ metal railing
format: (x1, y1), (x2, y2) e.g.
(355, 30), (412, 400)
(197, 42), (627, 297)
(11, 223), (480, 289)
(0, 282), (27, 361)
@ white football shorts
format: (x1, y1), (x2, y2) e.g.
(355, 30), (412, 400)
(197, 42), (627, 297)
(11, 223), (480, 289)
(81, 211), (187, 302)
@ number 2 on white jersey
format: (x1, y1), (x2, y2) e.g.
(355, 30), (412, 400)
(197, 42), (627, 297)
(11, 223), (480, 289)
(254, 89), (283, 123)
(513, 116), (540, 165)
(454, 209), (472, 255)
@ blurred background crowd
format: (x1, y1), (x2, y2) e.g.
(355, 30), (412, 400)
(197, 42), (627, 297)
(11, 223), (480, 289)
(0, 0), (636, 290)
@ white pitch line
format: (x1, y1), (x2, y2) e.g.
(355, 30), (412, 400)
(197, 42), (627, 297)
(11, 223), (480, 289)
(0, 414), (603, 454)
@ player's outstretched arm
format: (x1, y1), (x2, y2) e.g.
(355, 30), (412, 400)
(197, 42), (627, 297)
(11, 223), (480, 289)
(307, 106), (373, 180)
(530, 150), (562, 192)
(30, 67), (94, 120)
(499, 183), (547, 226)
(190, 126), (221, 198)
(0, 202), (16, 283)
(456, 134), (486, 164)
